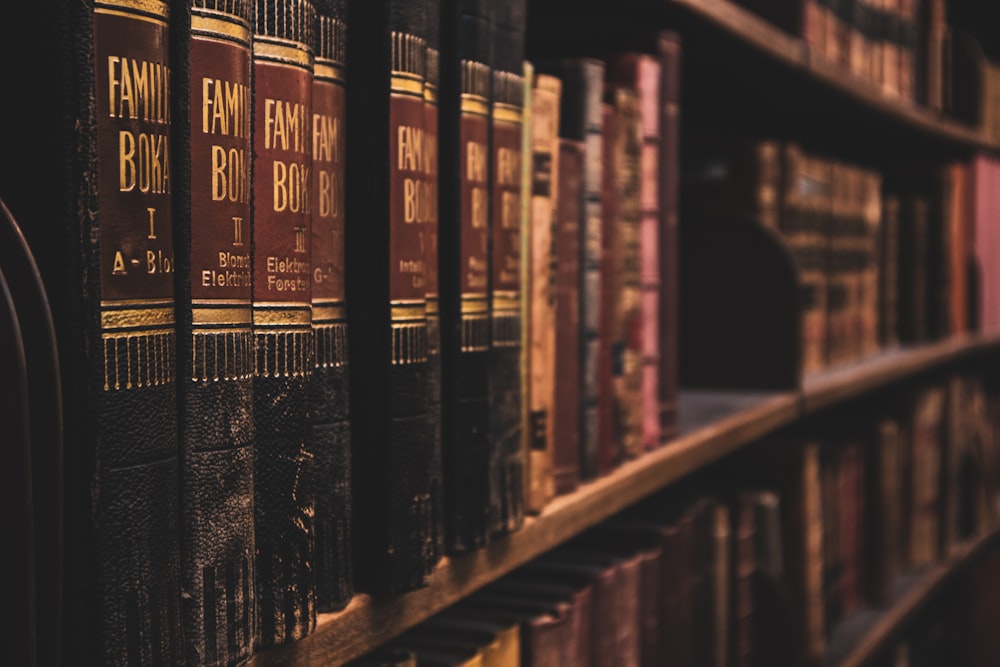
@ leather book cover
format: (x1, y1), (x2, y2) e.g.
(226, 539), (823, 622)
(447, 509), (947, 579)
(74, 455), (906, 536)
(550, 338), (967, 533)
(879, 192), (901, 348)
(860, 167), (883, 359)
(897, 193), (930, 343)
(657, 32), (681, 442)
(438, 0), (492, 553)
(731, 495), (757, 667)
(524, 71), (560, 511)
(535, 58), (605, 482)
(0, 1), (184, 662)
(820, 443), (843, 631)
(918, 0), (946, 109)
(252, 0), (318, 645)
(711, 500), (731, 667)
(837, 440), (865, 617)
(171, 0), (257, 660)
(803, 0), (828, 56)
(898, 0), (916, 101)
(947, 162), (971, 336)
(489, 0), (527, 536)
(748, 490), (784, 581)
(310, 0), (354, 613)
(608, 54), (660, 458)
(866, 417), (903, 607)
(824, 0), (850, 66)
(881, 0), (902, 98)
(826, 160), (850, 368)
(597, 99), (618, 476)
(551, 138), (583, 495)
(424, 0), (445, 564)
(345, 0), (439, 591)
(909, 384), (945, 568)
(459, 595), (574, 667)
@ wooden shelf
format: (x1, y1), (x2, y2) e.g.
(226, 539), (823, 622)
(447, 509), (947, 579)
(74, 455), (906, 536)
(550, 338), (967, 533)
(825, 529), (1000, 667)
(248, 333), (1000, 667)
(663, 0), (997, 155)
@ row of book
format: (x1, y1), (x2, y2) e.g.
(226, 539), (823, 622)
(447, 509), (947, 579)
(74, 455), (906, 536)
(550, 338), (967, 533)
(0, 0), (688, 664)
(343, 366), (1000, 667)
(737, 0), (948, 107)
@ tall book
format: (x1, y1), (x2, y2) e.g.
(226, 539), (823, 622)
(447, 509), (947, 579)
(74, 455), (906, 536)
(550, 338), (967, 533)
(523, 71), (560, 512)
(439, 0), (493, 552)
(310, 0), (353, 612)
(608, 52), (662, 454)
(536, 58), (605, 481)
(171, 0), (256, 661)
(346, 0), (440, 589)
(598, 97), (620, 475)
(252, 0), (317, 645)
(424, 0), (445, 564)
(489, 0), (527, 535)
(879, 192), (901, 348)
(552, 137), (583, 495)
(0, 0), (185, 662)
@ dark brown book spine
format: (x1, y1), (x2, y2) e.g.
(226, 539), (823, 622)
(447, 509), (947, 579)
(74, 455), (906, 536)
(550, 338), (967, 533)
(732, 496), (756, 667)
(552, 138), (583, 494)
(867, 417), (903, 607)
(489, 0), (527, 535)
(524, 72), (560, 512)
(879, 193), (901, 348)
(597, 100), (619, 476)
(838, 441), (865, 616)
(252, 0), (318, 644)
(658, 33), (681, 441)
(173, 0), (256, 661)
(311, 0), (354, 613)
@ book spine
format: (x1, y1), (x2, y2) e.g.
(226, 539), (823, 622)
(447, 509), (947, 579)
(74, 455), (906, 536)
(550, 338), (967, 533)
(882, 0), (901, 98)
(713, 503), (731, 667)
(310, 0), (353, 613)
(804, 0), (828, 55)
(898, 0), (916, 102)
(173, 0), (256, 662)
(70, 1), (185, 663)
(525, 72), (560, 512)
(252, 0), (317, 645)
(598, 99), (618, 476)
(658, 33), (681, 442)
(346, 0), (437, 591)
(489, 0), (527, 535)
(732, 497), (756, 667)
(553, 137), (583, 494)
(440, 0), (492, 552)
(424, 0), (445, 564)
(880, 193), (901, 347)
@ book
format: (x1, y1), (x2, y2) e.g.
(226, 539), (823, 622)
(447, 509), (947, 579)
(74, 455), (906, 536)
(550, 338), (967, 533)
(172, 0), (256, 660)
(552, 137), (583, 495)
(536, 58), (605, 482)
(489, 0), (527, 535)
(252, 0), (318, 645)
(459, 595), (575, 666)
(731, 494), (757, 667)
(439, 0), (493, 552)
(909, 384), (945, 568)
(310, 0), (354, 613)
(597, 98), (618, 477)
(866, 417), (903, 607)
(524, 71), (560, 511)
(419, 613), (522, 667)
(345, 0), (440, 591)
(1, 0), (186, 662)
(879, 192), (901, 348)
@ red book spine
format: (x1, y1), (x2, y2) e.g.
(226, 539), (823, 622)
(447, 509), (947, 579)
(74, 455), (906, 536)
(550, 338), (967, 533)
(553, 138), (584, 494)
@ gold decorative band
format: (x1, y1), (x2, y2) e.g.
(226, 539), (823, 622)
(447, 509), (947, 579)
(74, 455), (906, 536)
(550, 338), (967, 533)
(391, 74), (424, 96)
(312, 301), (346, 323)
(461, 95), (489, 117)
(492, 104), (523, 125)
(102, 330), (175, 391)
(96, 0), (168, 18)
(192, 13), (251, 42)
(314, 61), (345, 83)
(253, 37), (312, 67)
(425, 296), (439, 316)
(424, 85), (438, 104)
(252, 304), (311, 327)
(192, 304), (252, 326)
(491, 291), (519, 312)
(461, 294), (488, 315)
(101, 305), (175, 332)
(191, 330), (254, 382)
(391, 302), (426, 322)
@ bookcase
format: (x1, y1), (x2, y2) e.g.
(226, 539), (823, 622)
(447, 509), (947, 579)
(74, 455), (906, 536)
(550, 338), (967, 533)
(5, 0), (1000, 666)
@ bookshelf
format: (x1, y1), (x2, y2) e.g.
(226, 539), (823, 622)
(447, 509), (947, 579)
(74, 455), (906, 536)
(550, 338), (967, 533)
(248, 333), (1000, 667)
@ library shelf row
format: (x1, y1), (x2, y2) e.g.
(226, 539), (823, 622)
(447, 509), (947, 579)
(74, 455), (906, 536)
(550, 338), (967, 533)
(248, 331), (1000, 667)
(825, 528), (1000, 667)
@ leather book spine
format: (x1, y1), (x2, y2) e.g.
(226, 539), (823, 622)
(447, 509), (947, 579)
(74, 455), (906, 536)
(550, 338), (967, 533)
(345, 0), (437, 592)
(424, 0), (445, 564)
(489, 0), (527, 535)
(732, 496), (756, 667)
(172, 0), (256, 661)
(861, 168), (882, 358)
(881, 0), (901, 98)
(898, 194), (930, 343)
(824, 0), (848, 65)
(552, 137), (583, 494)
(597, 100), (618, 476)
(910, 385), (944, 567)
(803, 0), (829, 56)
(879, 193), (901, 348)
(48, 1), (185, 662)
(898, 0), (916, 101)
(657, 33), (682, 442)
(310, 0), (353, 612)
(524, 72), (560, 512)
(712, 502), (731, 667)
(252, 0), (317, 644)
(821, 444), (842, 630)
(838, 441), (864, 616)
(867, 417), (902, 606)
(439, 0), (492, 552)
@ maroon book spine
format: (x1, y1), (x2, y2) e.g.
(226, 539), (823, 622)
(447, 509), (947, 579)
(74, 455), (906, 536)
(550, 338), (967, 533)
(553, 138), (584, 494)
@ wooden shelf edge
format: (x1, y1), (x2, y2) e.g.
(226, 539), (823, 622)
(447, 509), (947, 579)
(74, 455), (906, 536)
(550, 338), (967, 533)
(247, 333), (1000, 667)
(801, 332), (1000, 414)
(665, 0), (999, 154)
(830, 529), (1000, 667)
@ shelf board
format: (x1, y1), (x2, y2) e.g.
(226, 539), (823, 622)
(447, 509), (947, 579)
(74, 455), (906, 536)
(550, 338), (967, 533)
(248, 333), (1000, 667)
(661, 0), (997, 155)
(825, 529), (1000, 667)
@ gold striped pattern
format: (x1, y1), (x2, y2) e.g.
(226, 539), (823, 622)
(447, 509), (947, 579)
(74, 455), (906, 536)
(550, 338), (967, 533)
(391, 74), (423, 96)
(492, 104), (522, 125)
(462, 60), (490, 98)
(461, 294), (488, 315)
(461, 313), (490, 353)
(314, 322), (348, 369)
(492, 311), (521, 348)
(391, 321), (428, 365)
(255, 0), (314, 44)
(255, 330), (313, 378)
(192, 304), (252, 326)
(102, 330), (175, 391)
(101, 304), (175, 331)
(252, 304), (312, 327)
(253, 37), (312, 67)
(391, 301), (425, 322)
(192, 12), (251, 42)
(192, 330), (254, 381)
(461, 95), (489, 117)
(312, 302), (346, 323)
(391, 31), (426, 78)
(492, 70), (524, 107)
(314, 62), (344, 83)
(96, 0), (168, 18)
